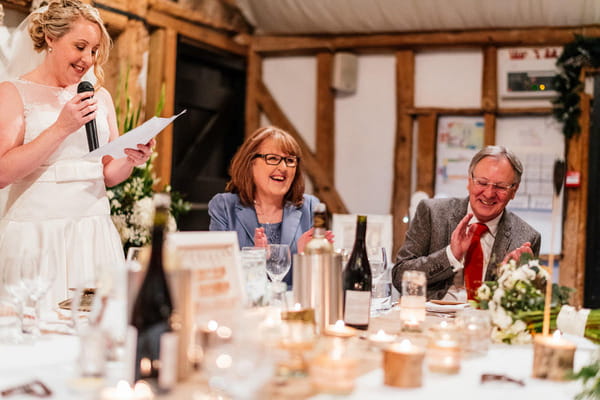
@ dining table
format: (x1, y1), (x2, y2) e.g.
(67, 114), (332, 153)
(0, 306), (595, 400)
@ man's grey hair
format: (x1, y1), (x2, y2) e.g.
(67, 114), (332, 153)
(468, 145), (523, 184)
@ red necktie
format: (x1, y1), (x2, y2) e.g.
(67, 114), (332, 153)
(464, 223), (489, 301)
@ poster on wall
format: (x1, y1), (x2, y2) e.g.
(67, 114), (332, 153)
(434, 116), (485, 198)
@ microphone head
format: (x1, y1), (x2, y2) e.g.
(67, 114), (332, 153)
(77, 81), (94, 93)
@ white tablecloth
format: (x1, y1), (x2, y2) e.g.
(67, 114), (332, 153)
(0, 334), (126, 400)
(313, 339), (595, 400)
(0, 332), (596, 399)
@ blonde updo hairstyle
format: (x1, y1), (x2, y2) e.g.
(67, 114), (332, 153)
(28, 0), (111, 86)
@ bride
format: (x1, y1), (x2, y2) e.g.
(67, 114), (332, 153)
(0, 0), (153, 306)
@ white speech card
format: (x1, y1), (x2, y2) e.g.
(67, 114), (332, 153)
(84, 110), (187, 159)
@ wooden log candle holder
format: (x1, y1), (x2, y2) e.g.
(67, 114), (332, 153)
(383, 340), (425, 388)
(532, 332), (576, 381)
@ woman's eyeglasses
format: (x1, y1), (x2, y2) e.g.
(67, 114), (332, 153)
(471, 175), (516, 193)
(254, 153), (299, 167)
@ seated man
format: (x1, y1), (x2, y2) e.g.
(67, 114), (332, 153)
(392, 145), (541, 301)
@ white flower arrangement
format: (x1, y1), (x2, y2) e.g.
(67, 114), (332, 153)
(474, 258), (551, 344)
(107, 157), (186, 253)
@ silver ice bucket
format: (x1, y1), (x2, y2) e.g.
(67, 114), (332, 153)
(292, 253), (343, 333)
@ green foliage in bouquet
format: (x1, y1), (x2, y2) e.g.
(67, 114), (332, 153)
(107, 66), (190, 254)
(472, 254), (600, 344)
(573, 350), (600, 400)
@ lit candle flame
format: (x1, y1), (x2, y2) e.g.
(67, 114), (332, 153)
(552, 330), (562, 341)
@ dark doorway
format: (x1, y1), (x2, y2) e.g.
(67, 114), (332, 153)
(171, 40), (246, 231)
(585, 75), (600, 308)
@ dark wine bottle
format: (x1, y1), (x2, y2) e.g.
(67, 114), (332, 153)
(131, 193), (174, 382)
(342, 215), (372, 330)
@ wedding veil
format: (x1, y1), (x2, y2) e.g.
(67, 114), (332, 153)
(1, 6), (47, 82)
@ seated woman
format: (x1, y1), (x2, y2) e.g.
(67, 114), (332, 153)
(208, 126), (333, 287)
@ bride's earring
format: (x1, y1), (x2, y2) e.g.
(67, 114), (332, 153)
(48, 47), (53, 53)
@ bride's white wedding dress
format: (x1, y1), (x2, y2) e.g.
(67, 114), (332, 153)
(0, 78), (125, 305)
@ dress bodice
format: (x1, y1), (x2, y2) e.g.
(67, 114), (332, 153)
(11, 78), (110, 164)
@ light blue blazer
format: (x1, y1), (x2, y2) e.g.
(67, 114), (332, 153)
(208, 192), (320, 286)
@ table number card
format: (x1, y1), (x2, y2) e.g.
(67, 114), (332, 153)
(165, 231), (244, 380)
(167, 231), (244, 319)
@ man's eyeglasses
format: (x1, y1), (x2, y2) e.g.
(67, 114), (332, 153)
(254, 153), (299, 167)
(471, 175), (516, 193)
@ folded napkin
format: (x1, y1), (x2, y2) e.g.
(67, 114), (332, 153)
(426, 301), (470, 313)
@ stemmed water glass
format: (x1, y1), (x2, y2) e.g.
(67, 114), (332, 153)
(1, 256), (28, 343)
(20, 254), (57, 337)
(265, 244), (291, 309)
(368, 247), (391, 315)
(265, 244), (291, 283)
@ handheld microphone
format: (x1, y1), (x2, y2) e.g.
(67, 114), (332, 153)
(77, 81), (99, 152)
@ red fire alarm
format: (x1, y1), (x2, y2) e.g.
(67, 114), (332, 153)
(565, 171), (580, 188)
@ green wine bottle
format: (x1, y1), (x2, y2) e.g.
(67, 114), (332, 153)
(342, 215), (372, 330)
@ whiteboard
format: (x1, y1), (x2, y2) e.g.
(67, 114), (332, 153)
(496, 115), (565, 255)
(434, 115), (565, 255)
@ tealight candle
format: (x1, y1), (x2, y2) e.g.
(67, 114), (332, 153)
(99, 380), (154, 400)
(383, 339), (425, 388)
(368, 329), (396, 350)
(426, 321), (461, 374)
(325, 320), (357, 338)
(400, 271), (427, 332)
(532, 330), (576, 381)
(278, 305), (317, 376)
(309, 336), (358, 394)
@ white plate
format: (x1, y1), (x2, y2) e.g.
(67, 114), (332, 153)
(426, 301), (470, 313)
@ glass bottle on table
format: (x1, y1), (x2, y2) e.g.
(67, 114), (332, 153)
(304, 203), (333, 255)
(342, 215), (372, 330)
(130, 193), (177, 391)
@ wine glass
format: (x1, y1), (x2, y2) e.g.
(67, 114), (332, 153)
(200, 313), (275, 400)
(265, 244), (291, 283)
(20, 254), (57, 337)
(0, 258), (27, 343)
(368, 247), (391, 315)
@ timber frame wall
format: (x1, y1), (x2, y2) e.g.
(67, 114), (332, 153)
(2, 0), (597, 305)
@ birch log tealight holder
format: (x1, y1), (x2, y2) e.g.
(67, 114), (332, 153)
(532, 330), (576, 381)
(383, 339), (425, 388)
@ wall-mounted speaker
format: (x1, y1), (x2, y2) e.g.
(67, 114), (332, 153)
(332, 52), (358, 93)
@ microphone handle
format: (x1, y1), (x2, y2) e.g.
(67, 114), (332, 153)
(85, 121), (99, 152)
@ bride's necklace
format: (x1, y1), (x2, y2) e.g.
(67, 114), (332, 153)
(254, 200), (282, 224)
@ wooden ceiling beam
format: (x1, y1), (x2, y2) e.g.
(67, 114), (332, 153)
(146, 9), (247, 56)
(255, 80), (348, 214)
(252, 26), (600, 54)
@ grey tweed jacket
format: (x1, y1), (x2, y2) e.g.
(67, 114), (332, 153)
(392, 197), (541, 300)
